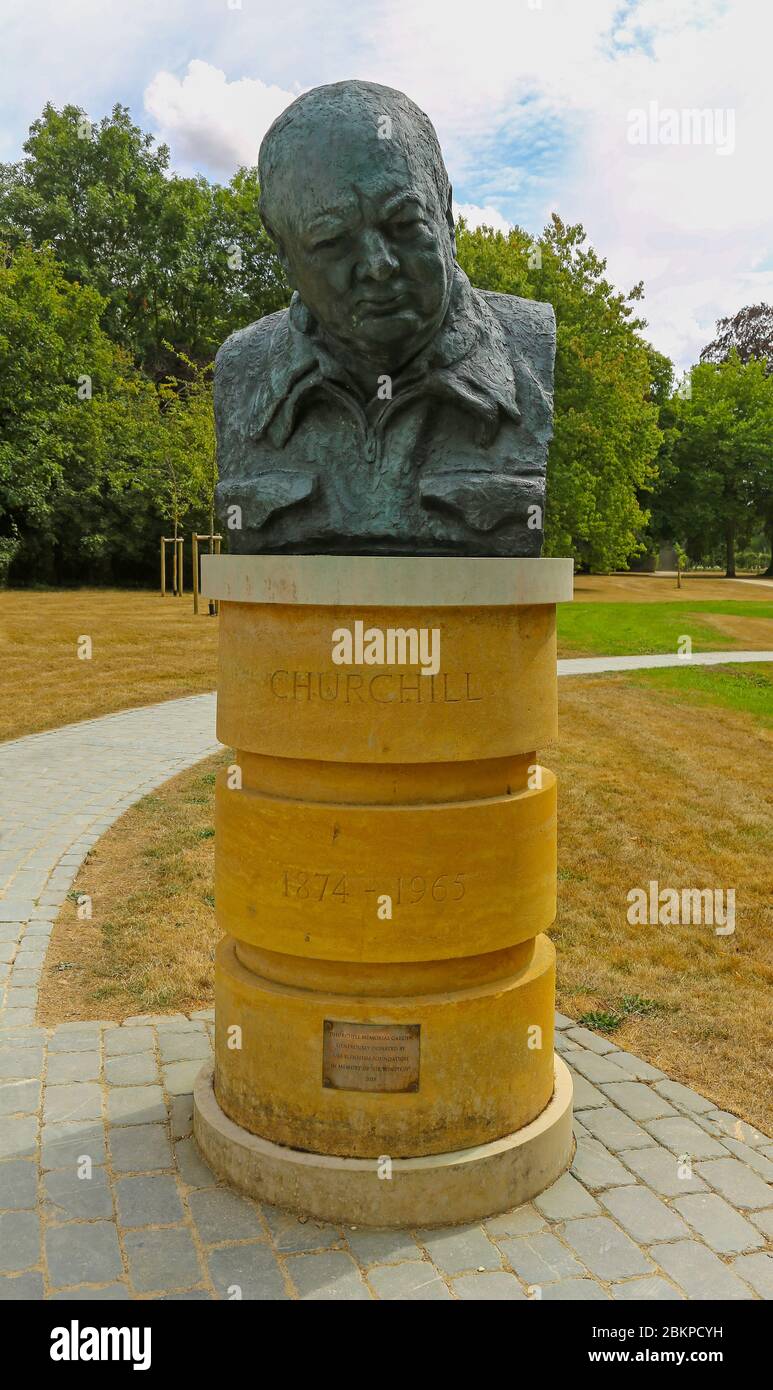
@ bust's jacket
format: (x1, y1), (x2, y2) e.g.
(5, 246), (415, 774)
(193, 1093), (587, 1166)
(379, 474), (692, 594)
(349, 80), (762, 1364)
(214, 264), (555, 556)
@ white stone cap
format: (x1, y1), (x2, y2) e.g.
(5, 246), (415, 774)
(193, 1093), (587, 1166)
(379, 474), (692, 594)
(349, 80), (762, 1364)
(201, 553), (574, 606)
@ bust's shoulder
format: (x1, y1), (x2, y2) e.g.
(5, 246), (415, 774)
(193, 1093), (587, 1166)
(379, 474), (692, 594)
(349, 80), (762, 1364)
(214, 309), (289, 387)
(472, 288), (555, 440)
(476, 288), (555, 401)
(477, 289), (556, 347)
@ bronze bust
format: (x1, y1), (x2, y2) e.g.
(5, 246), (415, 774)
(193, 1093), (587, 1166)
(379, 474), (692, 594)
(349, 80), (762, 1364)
(214, 80), (555, 556)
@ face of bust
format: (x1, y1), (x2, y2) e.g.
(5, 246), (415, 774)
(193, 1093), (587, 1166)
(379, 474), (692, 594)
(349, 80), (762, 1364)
(270, 139), (455, 370)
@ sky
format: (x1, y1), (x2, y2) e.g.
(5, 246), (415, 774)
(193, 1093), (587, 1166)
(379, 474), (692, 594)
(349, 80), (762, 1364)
(1, 0), (770, 368)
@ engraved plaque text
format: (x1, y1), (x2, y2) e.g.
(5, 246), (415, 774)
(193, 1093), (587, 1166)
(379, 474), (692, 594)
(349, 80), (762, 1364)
(322, 1021), (420, 1093)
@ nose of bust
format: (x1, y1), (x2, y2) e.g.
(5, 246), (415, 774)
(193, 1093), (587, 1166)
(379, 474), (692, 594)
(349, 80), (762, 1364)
(357, 228), (399, 281)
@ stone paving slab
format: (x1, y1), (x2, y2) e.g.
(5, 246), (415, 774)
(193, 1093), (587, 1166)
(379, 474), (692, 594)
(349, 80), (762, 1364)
(0, 692), (770, 1300)
(0, 1012), (767, 1302)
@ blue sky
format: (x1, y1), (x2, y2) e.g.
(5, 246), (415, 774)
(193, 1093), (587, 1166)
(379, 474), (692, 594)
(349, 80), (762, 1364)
(2, 0), (770, 367)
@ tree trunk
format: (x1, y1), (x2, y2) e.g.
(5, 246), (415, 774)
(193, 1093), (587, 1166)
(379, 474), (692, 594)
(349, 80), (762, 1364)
(763, 516), (773, 577)
(725, 524), (736, 578)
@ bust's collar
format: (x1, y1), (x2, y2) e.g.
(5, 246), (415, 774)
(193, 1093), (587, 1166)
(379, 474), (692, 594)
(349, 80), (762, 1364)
(249, 264), (520, 448)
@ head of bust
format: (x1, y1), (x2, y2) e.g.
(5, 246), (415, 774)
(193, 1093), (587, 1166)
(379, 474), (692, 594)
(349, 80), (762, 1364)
(258, 80), (456, 375)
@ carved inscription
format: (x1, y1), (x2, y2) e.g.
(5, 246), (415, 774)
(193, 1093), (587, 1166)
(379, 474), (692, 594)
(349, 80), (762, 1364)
(283, 871), (466, 905)
(267, 670), (482, 704)
(322, 1021), (420, 1093)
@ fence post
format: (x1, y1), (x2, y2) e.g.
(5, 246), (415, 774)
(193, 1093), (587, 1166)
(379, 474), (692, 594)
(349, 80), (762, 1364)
(193, 533), (200, 615)
(212, 535), (222, 615)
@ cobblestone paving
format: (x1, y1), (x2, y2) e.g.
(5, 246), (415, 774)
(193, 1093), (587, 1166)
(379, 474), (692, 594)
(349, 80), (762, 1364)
(0, 695), (218, 1029)
(0, 689), (771, 1300)
(0, 1013), (770, 1301)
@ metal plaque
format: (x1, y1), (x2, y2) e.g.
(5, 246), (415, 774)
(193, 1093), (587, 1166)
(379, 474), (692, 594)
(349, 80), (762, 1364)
(322, 1020), (420, 1093)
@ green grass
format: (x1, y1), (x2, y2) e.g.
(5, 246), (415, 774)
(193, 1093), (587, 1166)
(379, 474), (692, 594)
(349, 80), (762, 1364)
(631, 662), (773, 726)
(557, 600), (773, 657)
(577, 995), (671, 1035)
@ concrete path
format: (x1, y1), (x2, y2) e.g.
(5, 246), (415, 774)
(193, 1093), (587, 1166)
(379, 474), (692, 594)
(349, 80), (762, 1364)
(652, 571), (773, 589)
(731, 577), (773, 589)
(558, 649), (773, 676)
(0, 674), (771, 1300)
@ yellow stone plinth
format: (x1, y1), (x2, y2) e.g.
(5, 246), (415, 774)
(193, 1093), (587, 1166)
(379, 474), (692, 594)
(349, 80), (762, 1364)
(214, 933), (556, 1157)
(194, 555), (574, 1226)
(216, 597), (557, 761)
(215, 770), (557, 962)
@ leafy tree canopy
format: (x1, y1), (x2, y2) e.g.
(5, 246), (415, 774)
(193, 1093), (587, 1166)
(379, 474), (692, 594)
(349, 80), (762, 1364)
(0, 242), (216, 584)
(652, 353), (773, 576)
(9, 104), (741, 583)
(0, 104), (287, 378)
(457, 215), (663, 571)
(701, 303), (773, 371)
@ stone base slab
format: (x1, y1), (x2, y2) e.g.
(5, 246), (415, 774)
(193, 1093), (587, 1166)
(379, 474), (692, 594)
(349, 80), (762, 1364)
(200, 553), (574, 607)
(193, 1056), (574, 1229)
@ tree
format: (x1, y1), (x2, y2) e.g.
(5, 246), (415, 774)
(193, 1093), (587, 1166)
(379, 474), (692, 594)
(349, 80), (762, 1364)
(211, 168), (289, 347)
(700, 304), (773, 573)
(0, 105), (288, 377)
(155, 349), (217, 553)
(701, 303), (773, 370)
(674, 541), (687, 589)
(654, 354), (773, 577)
(1, 102), (673, 582)
(0, 241), (168, 585)
(457, 215), (663, 570)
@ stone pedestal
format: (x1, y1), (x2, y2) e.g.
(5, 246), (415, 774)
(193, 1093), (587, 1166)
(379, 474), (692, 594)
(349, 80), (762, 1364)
(194, 554), (574, 1226)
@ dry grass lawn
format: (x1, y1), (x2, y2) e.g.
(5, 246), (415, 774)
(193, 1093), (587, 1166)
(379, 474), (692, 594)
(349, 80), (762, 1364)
(574, 572), (773, 602)
(39, 671), (773, 1134)
(0, 589), (219, 742)
(548, 673), (772, 1136)
(2, 576), (772, 742)
(691, 609), (773, 649)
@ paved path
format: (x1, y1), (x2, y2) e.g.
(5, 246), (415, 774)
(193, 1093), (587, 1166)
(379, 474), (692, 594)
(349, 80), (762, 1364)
(724, 577), (773, 590)
(0, 694), (219, 1028)
(652, 572), (773, 589)
(558, 649), (773, 676)
(1, 1012), (771, 1301)
(0, 674), (771, 1301)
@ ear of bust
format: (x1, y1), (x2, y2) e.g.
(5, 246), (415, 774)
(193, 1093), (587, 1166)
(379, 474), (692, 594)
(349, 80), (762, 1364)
(445, 185), (457, 256)
(276, 243), (293, 283)
(264, 223), (293, 285)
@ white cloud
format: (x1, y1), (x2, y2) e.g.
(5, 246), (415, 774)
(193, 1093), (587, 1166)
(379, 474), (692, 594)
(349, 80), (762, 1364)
(3, 0), (772, 368)
(453, 202), (512, 234)
(560, 1), (773, 363)
(0, 0), (190, 152)
(306, 0), (768, 367)
(144, 61), (299, 176)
